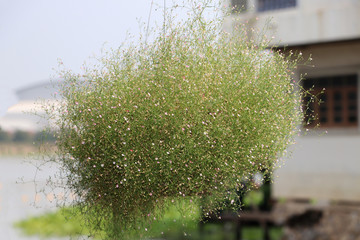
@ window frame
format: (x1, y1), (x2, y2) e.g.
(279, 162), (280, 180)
(300, 67), (360, 133)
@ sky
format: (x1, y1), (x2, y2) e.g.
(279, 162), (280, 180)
(0, 0), (207, 116)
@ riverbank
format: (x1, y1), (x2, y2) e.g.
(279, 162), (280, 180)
(0, 143), (56, 157)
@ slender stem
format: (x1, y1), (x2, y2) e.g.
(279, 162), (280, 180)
(163, 0), (166, 38)
(145, 0), (154, 44)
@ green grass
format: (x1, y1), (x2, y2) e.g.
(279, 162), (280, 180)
(14, 206), (283, 240)
(243, 226), (283, 240)
(14, 207), (98, 238)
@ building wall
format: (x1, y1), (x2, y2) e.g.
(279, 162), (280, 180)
(274, 135), (360, 201)
(225, 0), (360, 46)
(273, 40), (360, 202)
(227, 1), (360, 201)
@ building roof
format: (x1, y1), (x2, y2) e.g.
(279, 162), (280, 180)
(0, 80), (62, 132)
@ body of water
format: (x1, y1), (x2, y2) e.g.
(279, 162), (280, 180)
(0, 156), (69, 240)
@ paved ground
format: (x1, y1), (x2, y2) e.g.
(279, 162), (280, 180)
(0, 156), (69, 240)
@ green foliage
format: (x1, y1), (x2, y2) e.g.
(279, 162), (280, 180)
(243, 190), (264, 208)
(12, 130), (32, 142)
(0, 128), (11, 142)
(242, 227), (283, 240)
(44, 1), (303, 239)
(34, 130), (57, 143)
(0, 129), (55, 144)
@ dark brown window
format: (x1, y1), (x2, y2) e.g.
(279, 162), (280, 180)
(258, 0), (296, 12)
(231, 0), (247, 13)
(303, 74), (358, 128)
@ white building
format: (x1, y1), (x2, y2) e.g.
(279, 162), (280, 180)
(0, 81), (60, 132)
(227, 0), (360, 202)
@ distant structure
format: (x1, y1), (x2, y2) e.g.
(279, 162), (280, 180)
(0, 81), (60, 132)
(227, 0), (360, 202)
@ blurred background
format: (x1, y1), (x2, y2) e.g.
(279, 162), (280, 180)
(1, 0), (360, 239)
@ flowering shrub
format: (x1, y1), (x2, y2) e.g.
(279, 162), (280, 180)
(46, 2), (302, 239)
